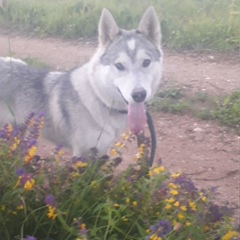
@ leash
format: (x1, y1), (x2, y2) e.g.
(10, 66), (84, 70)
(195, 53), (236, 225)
(137, 110), (156, 167)
(146, 110), (156, 167)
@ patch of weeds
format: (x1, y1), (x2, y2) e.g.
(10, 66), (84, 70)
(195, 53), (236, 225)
(150, 88), (240, 131)
(23, 57), (51, 69)
(0, 113), (238, 240)
(149, 88), (190, 114)
(157, 87), (183, 100)
(212, 90), (240, 130)
(151, 98), (191, 114)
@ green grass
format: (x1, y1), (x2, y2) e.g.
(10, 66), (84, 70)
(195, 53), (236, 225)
(0, 115), (238, 240)
(23, 57), (51, 69)
(0, 0), (239, 51)
(149, 88), (240, 131)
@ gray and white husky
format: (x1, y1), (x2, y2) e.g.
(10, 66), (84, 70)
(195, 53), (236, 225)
(0, 6), (163, 157)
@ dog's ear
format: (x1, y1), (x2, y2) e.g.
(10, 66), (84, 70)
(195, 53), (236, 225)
(137, 6), (161, 47)
(98, 8), (119, 47)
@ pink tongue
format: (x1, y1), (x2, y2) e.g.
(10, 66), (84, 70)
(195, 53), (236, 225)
(127, 103), (147, 135)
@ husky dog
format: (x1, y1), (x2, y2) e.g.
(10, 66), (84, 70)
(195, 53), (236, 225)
(0, 6), (163, 157)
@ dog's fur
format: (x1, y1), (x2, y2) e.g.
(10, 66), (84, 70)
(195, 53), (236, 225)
(0, 6), (163, 157)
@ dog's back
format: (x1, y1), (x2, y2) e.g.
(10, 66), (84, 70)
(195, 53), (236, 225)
(0, 57), (50, 125)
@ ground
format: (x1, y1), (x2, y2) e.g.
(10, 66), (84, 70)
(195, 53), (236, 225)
(0, 34), (239, 222)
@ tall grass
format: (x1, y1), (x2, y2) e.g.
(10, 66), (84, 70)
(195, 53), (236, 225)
(0, 0), (239, 51)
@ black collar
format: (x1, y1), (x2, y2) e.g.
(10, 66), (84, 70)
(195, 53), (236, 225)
(117, 109), (128, 114)
(97, 97), (128, 115)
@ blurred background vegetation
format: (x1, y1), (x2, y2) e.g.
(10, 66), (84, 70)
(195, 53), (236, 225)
(0, 0), (239, 52)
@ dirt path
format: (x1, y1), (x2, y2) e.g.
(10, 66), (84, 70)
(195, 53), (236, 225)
(0, 34), (239, 222)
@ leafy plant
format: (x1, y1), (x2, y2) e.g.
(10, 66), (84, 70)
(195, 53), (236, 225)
(212, 90), (240, 129)
(0, 113), (238, 240)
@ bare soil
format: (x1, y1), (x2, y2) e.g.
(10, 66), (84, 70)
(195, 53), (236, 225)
(0, 34), (239, 222)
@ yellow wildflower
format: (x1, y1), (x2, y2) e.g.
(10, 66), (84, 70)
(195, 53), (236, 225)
(149, 234), (162, 240)
(132, 201), (138, 207)
(74, 161), (87, 169)
(172, 219), (178, 227)
(201, 196), (207, 202)
(189, 201), (197, 211)
(16, 205), (24, 211)
(120, 143), (125, 149)
(47, 206), (57, 220)
(166, 197), (175, 203)
(185, 221), (191, 227)
(132, 156), (138, 162)
(110, 148), (117, 157)
(169, 189), (179, 196)
(221, 231), (239, 240)
(165, 204), (172, 210)
(71, 171), (80, 178)
(204, 225), (210, 232)
(125, 198), (130, 204)
(121, 216), (128, 222)
(149, 166), (165, 177)
(80, 223), (86, 230)
(10, 143), (18, 152)
(24, 179), (35, 191)
(28, 146), (37, 157)
(168, 183), (178, 189)
(121, 133), (129, 140)
(180, 205), (187, 211)
(24, 146), (37, 164)
(90, 181), (98, 189)
(177, 213), (185, 220)
(153, 166), (165, 174)
(6, 124), (13, 133)
(199, 192), (207, 202)
(114, 142), (121, 147)
(174, 201), (180, 207)
(171, 172), (182, 178)
(114, 203), (120, 209)
(148, 170), (154, 177)
(1, 205), (6, 211)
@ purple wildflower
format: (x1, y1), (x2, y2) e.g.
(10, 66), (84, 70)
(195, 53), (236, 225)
(19, 173), (34, 187)
(146, 220), (172, 239)
(0, 124), (12, 140)
(113, 157), (122, 166)
(208, 204), (223, 222)
(54, 144), (63, 153)
(12, 126), (21, 137)
(24, 236), (36, 240)
(16, 168), (26, 176)
(173, 175), (197, 192)
(44, 195), (56, 208)
(26, 139), (37, 149)
(80, 224), (88, 235)
(72, 156), (87, 163)
(24, 112), (35, 126)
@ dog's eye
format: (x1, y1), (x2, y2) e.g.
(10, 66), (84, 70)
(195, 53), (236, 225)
(142, 59), (151, 68)
(115, 63), (125, 71)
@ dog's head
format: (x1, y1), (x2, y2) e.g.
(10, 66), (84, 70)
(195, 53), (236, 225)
(98, 6), (162, 105)
(93, 7), (162, 134)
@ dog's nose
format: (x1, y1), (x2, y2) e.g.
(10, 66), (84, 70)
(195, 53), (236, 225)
(131, 88), (147, 103)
